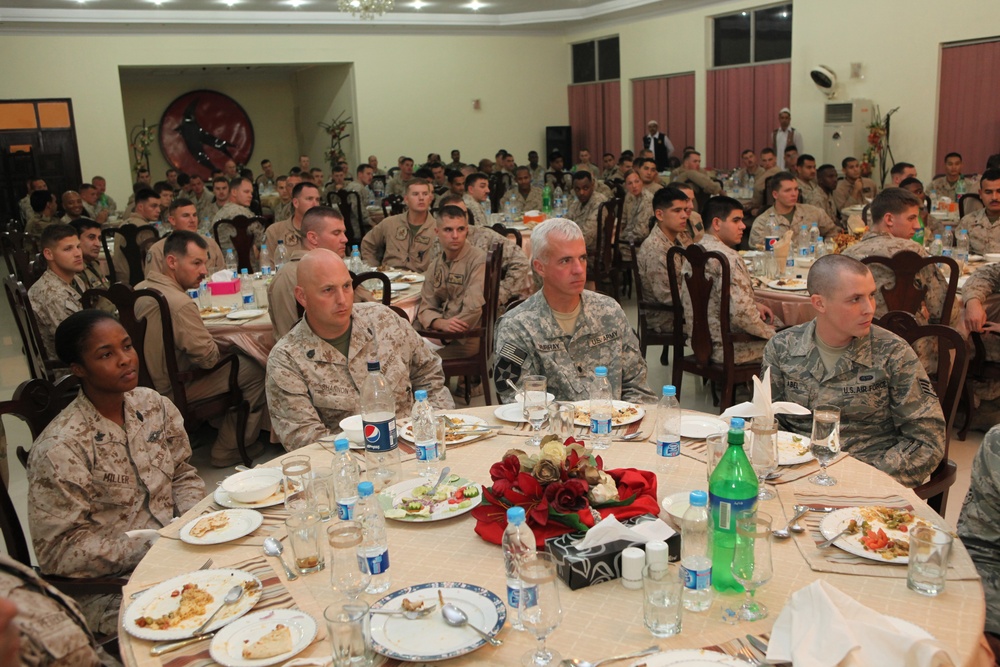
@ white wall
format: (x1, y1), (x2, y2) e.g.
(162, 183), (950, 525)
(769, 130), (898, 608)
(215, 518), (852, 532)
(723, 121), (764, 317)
(291, 64), (357, 175)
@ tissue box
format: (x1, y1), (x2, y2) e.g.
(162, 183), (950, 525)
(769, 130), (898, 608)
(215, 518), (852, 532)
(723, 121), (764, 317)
(544, 515), (680, 590)
(208, 279), (239, 295)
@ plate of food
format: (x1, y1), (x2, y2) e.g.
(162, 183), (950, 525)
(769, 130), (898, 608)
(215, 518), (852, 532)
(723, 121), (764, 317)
(679, 415), (728, 439)
(766, 277), (808, 291)
(370, 582), (505, 662)
(226, 309), (266, 320)
(398, 273), (426, 284)
(819, 506), (932, 564)
(179, 509), (263, 545)
(209, 609), (317, 667)
(200, 306), (232, 320)
(570, 400), (645, 427)
(123, 568), (263, 641)
(214, 469), (286, 510)
(398, 413), (489, 445)
(378, 476), (481, 522)
(776, 431), (814, 466)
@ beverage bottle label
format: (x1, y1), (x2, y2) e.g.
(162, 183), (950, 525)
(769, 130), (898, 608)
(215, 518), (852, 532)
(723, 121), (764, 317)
(416, 442), (438, 461)
(681, 565), (712, 590)
(363, 418), (397, 453)
(337, 499), (356, 520)
(507, 583), (537, 608)
(361, 550), (390, 574)
(590, 417), (612, 435)
(657, 439), (680, 457)
(710, 495), (757, 531)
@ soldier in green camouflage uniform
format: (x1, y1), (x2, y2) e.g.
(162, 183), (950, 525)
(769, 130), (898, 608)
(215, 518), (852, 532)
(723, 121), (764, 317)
(958, 424), (1000, 639)
(492, 218), (655, 404)
(565, 172), (608, 252)
(763, 254), (946, 488)
(956, 168), (1000, 255)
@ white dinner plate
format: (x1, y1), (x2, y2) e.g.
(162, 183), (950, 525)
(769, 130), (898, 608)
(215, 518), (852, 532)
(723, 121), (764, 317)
(775, 431), (814, 466)
(318, 434), (364, 451)
(494, 403), (528, 424)
(969, 254), (985, 263)
(370, 582), (505, 662)
(569, 400), (645, 427)
(226, 308), (266, 320)
(818, 507), (923, 564)
(209, 609), (317, 667)
(506, 223), (530, 231)
(389, 282), (410, 292)
(630, 649), (746, 666)
(179, 509), (263, 545)
(398, 413), (489, 445)
(200, 307), (232, 320)
(377, 476), (482, 522)
(660, 491), (692, 524)
(123, 569), (263, 641)
(398, 273), (426, 284)
(382, 271), (404, 281)
(679, 415), (728, 439)
(214, 478), (285, 510)
(766, 278), (808, 291)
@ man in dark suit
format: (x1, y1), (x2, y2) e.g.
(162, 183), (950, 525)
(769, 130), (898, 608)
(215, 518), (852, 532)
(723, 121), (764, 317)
(643, 120), (674, 171)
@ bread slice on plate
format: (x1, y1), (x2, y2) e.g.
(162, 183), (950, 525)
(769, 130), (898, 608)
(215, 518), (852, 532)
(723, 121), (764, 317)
(241, 624), (293, 659)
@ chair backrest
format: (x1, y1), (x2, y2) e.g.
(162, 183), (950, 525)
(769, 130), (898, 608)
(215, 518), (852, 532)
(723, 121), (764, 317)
(388, 167), (400, 178)
(0, 374), (80, 566)
(213, 216), (261, 272)
(594, 198), (619, 285)
(99, 228), (118, 284)
(860, 251), (959, 325)
(381, 195), (405, 218)
(960, 193), (984, 218)
(490, 223), (522, 248)
(873, 311), (968, 454)
(606, 181), (625, 200)
(330, 188), (366, 243)
(352, 271), (392, 306)
(488, 173), (508, 213)
(82, 283), (157, 390)
(667, 244), (735, 366)
(0, 233), (33, 286)
(481, 242), (504, 364)
(110, 223), (160, 287)
(4, 275), (60, 381)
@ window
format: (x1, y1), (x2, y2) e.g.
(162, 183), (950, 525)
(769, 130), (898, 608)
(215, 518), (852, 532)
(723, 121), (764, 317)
(572, 36), (619, 84)
(713, 4), (791, 68)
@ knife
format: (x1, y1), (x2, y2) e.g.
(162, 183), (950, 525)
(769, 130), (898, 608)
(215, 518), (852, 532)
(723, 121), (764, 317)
(150, 631), (216, 656)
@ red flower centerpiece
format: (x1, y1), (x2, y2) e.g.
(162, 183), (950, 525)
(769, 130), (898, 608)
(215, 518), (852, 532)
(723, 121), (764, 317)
(472, 436), (660, 548)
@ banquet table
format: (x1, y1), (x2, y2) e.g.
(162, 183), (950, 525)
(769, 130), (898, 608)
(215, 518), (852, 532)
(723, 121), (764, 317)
(119, 405), (986, 667)
(202, 280), (276, 367)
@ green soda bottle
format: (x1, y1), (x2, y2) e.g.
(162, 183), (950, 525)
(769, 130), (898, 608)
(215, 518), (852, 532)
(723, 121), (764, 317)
(542, 184), (552, 214)
(708, 418), (758, 593)
(912, 215), (925, 246)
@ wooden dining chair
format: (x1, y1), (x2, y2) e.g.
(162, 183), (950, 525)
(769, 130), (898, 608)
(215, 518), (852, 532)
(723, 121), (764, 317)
(104, 223), (159, 286)
(4, 275), (67, 382)
(959, 193), (983, 218)
(213, 216), (266, 273)
(860, 251), (959, 325)
(0, 233), (35, 287)
(330, 188), (367, 243)
(873, 311), (967, 514)
(381, 195), (405, 218)
(351, 271), (391, 306)
(629, 240), (674, 364)
(491, 223), (522, 248)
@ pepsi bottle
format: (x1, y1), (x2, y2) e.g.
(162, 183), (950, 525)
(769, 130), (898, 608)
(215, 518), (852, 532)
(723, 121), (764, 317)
(361, 361), (401, 490)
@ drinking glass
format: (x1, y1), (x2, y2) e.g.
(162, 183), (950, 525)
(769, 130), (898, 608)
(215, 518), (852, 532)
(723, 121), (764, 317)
(731, 512), (773, 622)
(285, 510), (325, 574)
(907, 525), (953, 596)
(325, 599), (374, 667)
(809, 405), (841, 486)
(518, 552), (563, 667)
(521, 375), (549, 447)
(547, 401), (576, 442)
(327, 521), (371, 599)
(435, 413), (448, 462)
(706, 433), (727, 483)
(642, 564), (683, 637)
(305, 466), (335, 522)
(749, 417), (778, 501)
(282, 455), (312, 511)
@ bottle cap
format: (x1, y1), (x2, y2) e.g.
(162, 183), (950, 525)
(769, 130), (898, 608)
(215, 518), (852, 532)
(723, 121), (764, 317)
(729, 417), (745, 430)
(689, 490), (708, 507)
(261, 244), (267, 249)
(594, 366), (608, 377)
(367, 361), (381, 372)
(662, 385), (676, 397)
(240, 268), (249, 274)
(357, 481), (374, 497)
(414, 389), (427, 401)
(506, 506), (525, 525)
(334, 438), (350, 453)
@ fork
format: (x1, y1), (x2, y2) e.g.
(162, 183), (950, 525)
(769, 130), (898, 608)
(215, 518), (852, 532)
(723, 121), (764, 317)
(129, 558), (213, 599)
(733, 641), (761, 665)
(817, 527), (851, 548)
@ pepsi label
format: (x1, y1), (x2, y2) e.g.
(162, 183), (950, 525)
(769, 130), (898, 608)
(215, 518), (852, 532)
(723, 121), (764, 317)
(363, 417), (397, 453)
(764, 236), (779, 251)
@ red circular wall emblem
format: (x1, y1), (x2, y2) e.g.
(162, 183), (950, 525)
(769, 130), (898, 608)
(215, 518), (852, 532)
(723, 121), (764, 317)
(159, 90), (255, 179)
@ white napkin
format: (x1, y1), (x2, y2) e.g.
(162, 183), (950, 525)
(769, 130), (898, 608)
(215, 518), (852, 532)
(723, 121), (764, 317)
(768, 580), (957, 667)
(125, 529), (160, 545)
(719, 368), (811, 421)
(210, 269), (235, 283)
(574, 516), (675, 549)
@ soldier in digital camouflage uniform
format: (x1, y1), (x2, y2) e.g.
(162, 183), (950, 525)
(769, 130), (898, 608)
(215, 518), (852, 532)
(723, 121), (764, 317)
(929, 152), (967, 203)
(510, 167), (544, 213)
(671, 150), (722, 202)
(28, 225), (86, 358)
(748, 172), (838, 250)
(763, 254), (945, 488)
(833, 157), (879, 213)
(361, 180), (437, 272)
(28, 311), (204, 634)
(112, 187), (160, 285)
(266, 250), (453, 451)
(679, 196), (780, 366)
(636, 187), (693, 335)
(674, 183), (706, 247)
(492, 218), (655, 405)
(619, 171), (655, 256)
(956, 168), (1000, 255)
(213, 177), (264, 269)
(958, 424), (1000, 642)
(566, 172), (608, 253)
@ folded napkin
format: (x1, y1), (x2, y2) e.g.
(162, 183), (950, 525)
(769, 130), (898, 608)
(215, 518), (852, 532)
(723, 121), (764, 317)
(719, 368), (811, 421)
(768, 580), (957, 667)
(210, 269), (235, 282)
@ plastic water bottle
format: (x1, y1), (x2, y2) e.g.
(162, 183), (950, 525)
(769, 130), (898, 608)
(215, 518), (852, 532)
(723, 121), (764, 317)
(814, 236), (827, 259)
(356, 481), (391, 594)
(275, 240), (288, 271)
(956, 229), (970, 270)
(239, 268), (255, 309)
(259, 244), (273, 276)
(502, 506), (537, 631)
(681, 490), (714, 612)
(824, 237), (837, 256)
(808, 223), (820, 257)
(200, 215), (212, 235)
(589, 366), (613, 450)
(332, 438), (360, 520)
(411, 390), (439, 481)
(747, 174), (755, 197)
(654, 385), (681, 473)
(349, 246), (364, 274)
(942, 226), (954, 258)
(197, 280), (211, 309)
(764, 211), (780, 251)
(225, 248), (238, 279)
(361, 361), (402, 490)
(785, 229), (798, 275)
(484, 199), (492, 217)
(929, 234), (943, 257)
(797, 225), (811, 258)
(708, 418), (758, 593)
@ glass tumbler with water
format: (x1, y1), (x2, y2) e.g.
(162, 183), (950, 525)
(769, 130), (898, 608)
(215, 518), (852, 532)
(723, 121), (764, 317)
(749, 417), (778, 500)
(282, 455), (312, 511)
(327, 521), (371, 599)
(521, 375), (549, 447)
(809, 405), (841, 486)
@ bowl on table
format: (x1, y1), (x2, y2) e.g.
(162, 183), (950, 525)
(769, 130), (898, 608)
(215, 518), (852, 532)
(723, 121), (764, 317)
(985, 253), (1000, 263)
(221, 468), (282, 503)
(339, 415), (364, 444)
(514, 391), (555, 409)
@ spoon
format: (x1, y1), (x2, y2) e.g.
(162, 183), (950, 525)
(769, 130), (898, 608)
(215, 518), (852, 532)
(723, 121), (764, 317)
(422, 467), (451, 498)
(370, 603), (437, 620)
(560, 645), (660, 667)
(620, 431), (645, 441)
(773, 506), (810, 539)
(441, 603), (502, 646)
(263, 537), (299, 581)
(191, 585), (243, 636)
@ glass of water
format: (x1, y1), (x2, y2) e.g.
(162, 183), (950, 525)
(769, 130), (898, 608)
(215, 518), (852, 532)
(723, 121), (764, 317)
(642, 563), (683, 637)
(907, 525), (953, 596)
(731, 512), (773, 621)
(749, 417), (778, 500)
(282, 455), (312, 511)
(809, 405), (841, 486)
(521, 376), (549, 447)
(518, 552), (562, 666)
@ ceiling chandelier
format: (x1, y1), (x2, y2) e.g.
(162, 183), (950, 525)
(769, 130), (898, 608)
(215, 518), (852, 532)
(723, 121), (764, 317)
(338, 0), (394, 19)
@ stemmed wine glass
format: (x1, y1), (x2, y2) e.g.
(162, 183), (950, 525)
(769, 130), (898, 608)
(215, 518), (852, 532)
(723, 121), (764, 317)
(521, 376), (549, 447)
(749, 417), (778, 501)
(809, 405), (841, 486)
(518, 552), (563, 666)
(731, 512), (773, 622)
